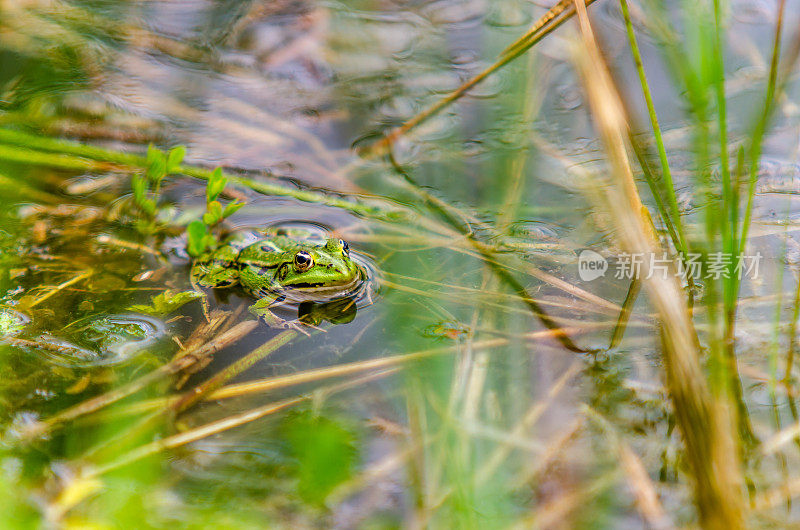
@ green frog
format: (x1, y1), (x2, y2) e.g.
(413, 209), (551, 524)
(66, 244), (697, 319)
(191, 228), (364, 329)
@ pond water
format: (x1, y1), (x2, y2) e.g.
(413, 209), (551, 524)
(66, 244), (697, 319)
(0, 0), (799, 527)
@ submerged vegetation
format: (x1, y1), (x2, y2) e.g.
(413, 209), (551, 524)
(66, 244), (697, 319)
(0, 0), (800, 527)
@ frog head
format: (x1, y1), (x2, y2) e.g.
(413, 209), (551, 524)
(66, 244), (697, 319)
(278, 238), (361, 291)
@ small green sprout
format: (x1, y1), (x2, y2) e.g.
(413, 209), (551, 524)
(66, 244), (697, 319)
(186, 167), (245, 257)
(127, 146), (244, 257)
(201, 168), (245, 228)
(165, 145), (186, 175)
(131, 144), (187, 233)
(186, 220), (216, 258)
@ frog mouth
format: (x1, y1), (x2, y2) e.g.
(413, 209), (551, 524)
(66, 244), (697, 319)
(282, 275), (363, 301)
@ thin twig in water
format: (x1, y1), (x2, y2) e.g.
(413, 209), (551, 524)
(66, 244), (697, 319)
(21, 270), (93, 310)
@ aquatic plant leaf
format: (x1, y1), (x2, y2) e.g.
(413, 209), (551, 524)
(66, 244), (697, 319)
(202, 201), (223, 226)
(131, 174), (148, 205)
(139, 198), (157, 215)
(187, 220), (215, 257)
(166, 145), (186, 174)
(146, 144), (167, 183)
(206, 167), (227, 202)
(283, 411), (357, 506)
(128, 289), (202, 316)
(222, 200), (244, 219)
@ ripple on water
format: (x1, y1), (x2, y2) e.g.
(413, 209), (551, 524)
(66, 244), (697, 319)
(486, 2), (532, 27)
(731, 0), (778, 24)
(710, 160), (800, 194)
(421, 0), (488, 26)
(30, 314), (167, 367)
(556, 84), (583, 111)
(754, 162), (800, 195)
(0, 309), (29, 337)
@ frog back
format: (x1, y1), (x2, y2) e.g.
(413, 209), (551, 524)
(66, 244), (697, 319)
(236, 237), (294, 295)
(190, 232), (259, 288)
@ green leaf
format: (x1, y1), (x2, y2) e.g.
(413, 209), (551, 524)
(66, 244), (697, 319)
(202, 200), (223, 226)
(146, 144), (159, 167)
(221, 200), (244, 219)
(129, 289), (203, 316)
(202, 234), (216, 252)
(146, 144), (167, 183)
(140, 198), (157, 215)
(166, 145), (186, 174)
(204, 233), (216, 247)
(187, 220), (211, 257)
(131, 174), (148, 205)
(206, 167), (227, 202)
(282, 411), (357, 506)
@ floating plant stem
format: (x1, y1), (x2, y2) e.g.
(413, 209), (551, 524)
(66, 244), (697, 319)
(608, 279), (642, 350)
(74, 337), (512, 423)
(0, 127), (399, 220)
(21, 270), (93, 310)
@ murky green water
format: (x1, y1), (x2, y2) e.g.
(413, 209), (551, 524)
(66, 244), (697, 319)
(1, 0), (800, 527)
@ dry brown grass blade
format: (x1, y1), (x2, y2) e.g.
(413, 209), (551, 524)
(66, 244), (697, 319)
(87, 336), (525, 423)
(476, 362), (582, 483)
(19, 269), (92, 310)
(72, 337), (517, 422)
(172, 309), (241, 360)
(609, 279), (642, 349)
(753, 476), (800, 512)
(618, 443), (673, 529)
(571, 1), (744, 528)
(513, 473), (618, 529)
(584, 406), (674, 529)
(215, 337), (504, 395)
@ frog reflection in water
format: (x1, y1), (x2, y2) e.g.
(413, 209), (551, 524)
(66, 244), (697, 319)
(191, 229), (364, 329)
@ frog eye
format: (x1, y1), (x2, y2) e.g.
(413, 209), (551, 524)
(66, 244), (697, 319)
(294, 251), (314, 272)
(339, 239), (350, 256)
